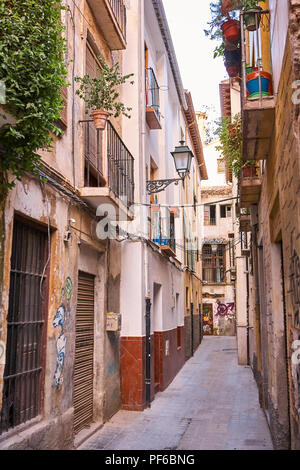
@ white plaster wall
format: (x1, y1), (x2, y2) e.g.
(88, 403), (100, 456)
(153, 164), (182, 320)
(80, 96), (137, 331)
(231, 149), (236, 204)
(201, 141), (227, 187)
(269, 0), (289, 94)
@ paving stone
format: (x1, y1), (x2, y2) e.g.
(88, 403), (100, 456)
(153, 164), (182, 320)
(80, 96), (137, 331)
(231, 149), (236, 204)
(79, 337), (273, 451)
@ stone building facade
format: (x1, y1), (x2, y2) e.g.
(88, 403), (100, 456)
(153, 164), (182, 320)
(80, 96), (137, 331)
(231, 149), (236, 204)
(0, 0), (207, 448)
(0, 0), (132, 449)
(238, 0), (300, 450)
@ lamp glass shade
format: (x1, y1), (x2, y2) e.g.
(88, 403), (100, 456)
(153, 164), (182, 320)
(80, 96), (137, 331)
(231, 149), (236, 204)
(171, 142), (193, 177)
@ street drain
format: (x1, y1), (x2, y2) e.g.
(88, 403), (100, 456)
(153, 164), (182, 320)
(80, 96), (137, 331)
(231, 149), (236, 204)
(222, 348), (237, 352)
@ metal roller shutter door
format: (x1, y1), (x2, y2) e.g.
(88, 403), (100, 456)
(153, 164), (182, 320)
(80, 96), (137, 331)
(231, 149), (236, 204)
(73, 272), (95, 435)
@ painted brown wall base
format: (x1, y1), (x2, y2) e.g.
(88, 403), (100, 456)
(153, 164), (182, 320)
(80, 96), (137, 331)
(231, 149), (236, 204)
(154, 327), (185, 392)
(120, 336), (155, 411)
(121, 329), (185, 410)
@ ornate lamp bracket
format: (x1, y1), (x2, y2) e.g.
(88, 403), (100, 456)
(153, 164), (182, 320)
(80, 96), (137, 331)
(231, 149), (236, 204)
(146, 177), (184, 195)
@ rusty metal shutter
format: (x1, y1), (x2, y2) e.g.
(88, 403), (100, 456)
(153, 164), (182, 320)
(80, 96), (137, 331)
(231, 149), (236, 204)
(73, 272), (95, 434)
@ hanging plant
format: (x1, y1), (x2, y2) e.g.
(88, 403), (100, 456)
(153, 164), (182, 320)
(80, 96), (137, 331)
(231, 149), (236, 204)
(243, 0), (263, 31)
(215, 114), (255, 177)
(205, 1), (240, 59)
(0, 0), (68, 195)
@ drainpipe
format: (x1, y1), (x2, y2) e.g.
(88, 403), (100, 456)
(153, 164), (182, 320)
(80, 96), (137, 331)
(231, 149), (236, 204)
(246, 240), (250, 366)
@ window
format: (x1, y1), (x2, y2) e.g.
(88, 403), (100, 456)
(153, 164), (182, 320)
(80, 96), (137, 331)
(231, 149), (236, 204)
(220, 205), (232, 218)
(202, 244), (226, 283)
(217, 158), (225, 173)
(204, 205), (216, 225)
(0, 218), (49, 434)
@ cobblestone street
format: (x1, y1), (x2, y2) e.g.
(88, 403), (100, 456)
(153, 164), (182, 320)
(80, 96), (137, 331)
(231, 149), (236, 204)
(80, 337), (273, 451)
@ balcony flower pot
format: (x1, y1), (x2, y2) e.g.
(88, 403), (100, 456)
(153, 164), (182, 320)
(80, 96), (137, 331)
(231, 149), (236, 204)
(242, 164), (256, 177)
(221, 0), (241, 15)
(244, 7), (263, 31)
(225, 63), (240, 78)
(221, 19), (240, 43)
(224, 38), (240, 51)
(246, 70), (273, 98)
(224, 48), (241, 65)
(91, 110), (110, 130)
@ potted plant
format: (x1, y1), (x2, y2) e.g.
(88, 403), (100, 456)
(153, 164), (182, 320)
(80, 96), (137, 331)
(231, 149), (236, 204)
(246, 69), (273, 98)
(224, 49), (241, 77)
(242, 0), (263, 31)
(242, 161), (258, 177)
(205, 1), (241, 57)
(221, 18), (240, 42)
(75, 57), (134, 130)
(221, 0), (242, 15)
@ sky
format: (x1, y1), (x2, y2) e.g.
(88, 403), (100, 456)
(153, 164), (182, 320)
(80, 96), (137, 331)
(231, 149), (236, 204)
(162, 0), (227, 118)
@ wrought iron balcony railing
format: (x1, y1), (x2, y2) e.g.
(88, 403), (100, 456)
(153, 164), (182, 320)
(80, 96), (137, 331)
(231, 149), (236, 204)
(146, 67), (161, 129)
(240, 9), (275, 162)
(84, 120), (134, 208)
(108, 0), (127, 42)
(87, 0), (126, 50)
(107, 121), (134, 207)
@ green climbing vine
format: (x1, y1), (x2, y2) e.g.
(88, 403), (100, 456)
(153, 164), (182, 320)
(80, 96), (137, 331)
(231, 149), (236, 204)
(215, 113), (255, 177)
(0, 0), (68, 194)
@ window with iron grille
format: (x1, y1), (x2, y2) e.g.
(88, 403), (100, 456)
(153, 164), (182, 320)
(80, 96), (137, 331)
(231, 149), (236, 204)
(202, 244), (226, 283)
(0, 218), (49, 434)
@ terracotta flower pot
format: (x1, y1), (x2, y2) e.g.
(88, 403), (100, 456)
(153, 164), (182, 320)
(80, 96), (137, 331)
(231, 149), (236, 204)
(221, 0), (241, 16)
(221, 19), (240, 43)
(92, 110), (110, 130)
(226, 64), (240, 78)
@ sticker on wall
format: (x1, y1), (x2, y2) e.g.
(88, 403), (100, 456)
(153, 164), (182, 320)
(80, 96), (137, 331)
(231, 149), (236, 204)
(53, 277), (73, 389)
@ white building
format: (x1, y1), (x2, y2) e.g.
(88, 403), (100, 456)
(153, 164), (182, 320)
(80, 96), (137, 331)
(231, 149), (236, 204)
(197, 110), (236, 337)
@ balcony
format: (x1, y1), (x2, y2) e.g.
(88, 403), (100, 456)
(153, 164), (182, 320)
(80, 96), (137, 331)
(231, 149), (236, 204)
(87, 0), (126, 50)
(151, 208), (176, 258)
(239, 209), (251, 233)
(239, 164), (262, 208)
(146, 68), (161, 130)
(79, 120), (134, 220)
(240, 9), (275, 162)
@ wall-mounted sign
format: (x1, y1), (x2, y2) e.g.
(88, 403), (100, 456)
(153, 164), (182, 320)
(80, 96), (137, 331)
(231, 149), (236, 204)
(106, 313), (121, 332)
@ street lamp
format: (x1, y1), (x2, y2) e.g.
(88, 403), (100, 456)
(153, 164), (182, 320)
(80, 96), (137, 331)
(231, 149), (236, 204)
(147, 140), (194, 195)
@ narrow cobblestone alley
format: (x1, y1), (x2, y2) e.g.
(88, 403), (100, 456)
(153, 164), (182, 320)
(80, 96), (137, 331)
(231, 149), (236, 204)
(79, 337), (273, 451)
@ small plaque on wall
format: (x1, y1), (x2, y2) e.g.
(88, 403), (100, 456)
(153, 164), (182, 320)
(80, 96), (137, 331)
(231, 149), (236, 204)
(106, 313), (121, 332)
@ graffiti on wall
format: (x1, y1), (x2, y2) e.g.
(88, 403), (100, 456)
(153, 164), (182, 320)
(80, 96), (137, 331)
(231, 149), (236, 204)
(215, 300), (235, 319)
(53, 277), (73, 389)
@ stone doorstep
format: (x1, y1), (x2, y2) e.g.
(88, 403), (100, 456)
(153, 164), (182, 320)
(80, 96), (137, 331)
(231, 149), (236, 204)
(75, 421), (104, 449)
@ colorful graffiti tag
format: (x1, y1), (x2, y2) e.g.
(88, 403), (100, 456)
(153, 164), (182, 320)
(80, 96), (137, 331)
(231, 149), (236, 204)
(53, 277), (73, 389)
(215, 300), (235, 318)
